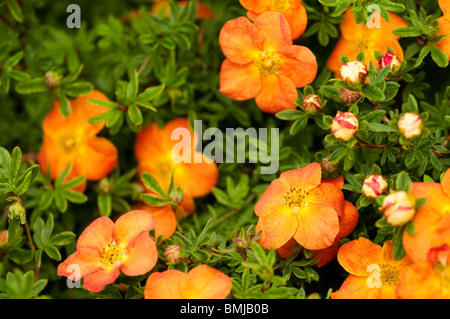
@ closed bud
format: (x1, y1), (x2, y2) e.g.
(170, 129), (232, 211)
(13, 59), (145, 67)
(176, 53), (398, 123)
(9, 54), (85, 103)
(44, 70), (62, 87)
(330, 111), (359, 141)
(340, 61), (368, 86)
(0, 230), (8, 247)
(99, 178), (112, 194)
(398, 112), (423, 140)
(234, 237), (246, 248)
(8, 201), (25, 221)
(379, 51), (402, 74)
(340, 88), (361, 103)
(302, 95), (322, 115)
(379, 190), (415, 226)
(362, 174), (388, 199)
(164, 245), (183, 264)
(321, 156), (336, 173)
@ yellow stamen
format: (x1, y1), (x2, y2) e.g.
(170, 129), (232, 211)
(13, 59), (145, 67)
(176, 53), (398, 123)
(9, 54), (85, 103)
(99, 240), (127, 271)
(284, 187), (308, 213)
(380, 264), (399, 285)
(60, 135), (78, 154)
(255, 51), (281, 76)
(271, 0), (289, 12)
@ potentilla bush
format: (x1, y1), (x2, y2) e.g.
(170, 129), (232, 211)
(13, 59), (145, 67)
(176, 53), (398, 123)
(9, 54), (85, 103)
(0, 0), (449, 300)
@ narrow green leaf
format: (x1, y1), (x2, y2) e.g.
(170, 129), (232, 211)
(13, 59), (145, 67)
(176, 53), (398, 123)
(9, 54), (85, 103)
(141, 172), (167, 198)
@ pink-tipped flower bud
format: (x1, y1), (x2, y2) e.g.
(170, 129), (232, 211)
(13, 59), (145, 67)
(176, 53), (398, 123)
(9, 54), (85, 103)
(302, 95), (322, 115)
(340, 61), (368, 86)
(44, 70), (62, 87)
(321, 156), (336, 173)
(234, 237), (246, 248)
(340, 88), (361, 103)
(330, 111), (359, 141)
(379, 190), (415, 226)
(0, 230), (8, 247)
(164, 245), (183, 264)
(362, 174), (388, 199)
(378, 51), (402, 74)
(398, 112), (423, 140)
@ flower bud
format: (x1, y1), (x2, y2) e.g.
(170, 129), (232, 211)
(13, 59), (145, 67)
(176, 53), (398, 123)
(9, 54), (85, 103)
(0, 230), (8, 247)
(362, 174), (388, 199)
(99, 178), (112, 194)
(302, 95), (322, 115)
(44, 70), (62, 87)
(234, 237), (246, 249)
(340, 61), (368, 86)
(379, 190), (415, 226)
(378, 51), (402, 74)
(164, 245), (183, 264)
(340, 88), (361, 103)
(330, 111), (359, 141)
(8, 201), (26, 221)
(398, 112), (423, 140)
(321, 156), (336, 173)
(428, 244), (449, 266)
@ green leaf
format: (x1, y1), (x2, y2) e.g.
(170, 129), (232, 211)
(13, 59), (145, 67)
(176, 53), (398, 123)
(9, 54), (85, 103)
(430, 46), (449, 68)
(211, 187), (230, 206)
(43, 244), (61, 261)
(289, 114), (309, 135)
(5, 51), (23, 68)
(392, 27), (422, 37)
(275, 109), (303, 121)
(15, 78), (48, 94)
(9, 248), (34, 264)
(405, 221), (416, 236)
(55, 163), (73, 188)
(6, 0), (24, 23)
(30, 279), (48, 297)
(392, 226), (406, 260)
(138, 84), (166, 101)
(64, 82), (93, 98)
(54, 191), (68, 213)
(10, 146), (22, 182)
(98, 193), (112, 217)
(63, 190), (88, 204)
(48, 232), (76, 246)
(396, 171), (412, 192)
(141, 172), (167, 198)
(141, 193), (167, 206)
(369, 122), (397, 132)
(127, 104), (143, 126)
(362, 84), (385, 101)
(58, 94), (71, 117)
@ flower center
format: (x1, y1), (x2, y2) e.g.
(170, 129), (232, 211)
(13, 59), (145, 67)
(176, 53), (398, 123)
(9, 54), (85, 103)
(60, 134), (79, 154)
(271, 0), (289, 12)
(284, 187), (308, 213)
(255, 51), (281, 76)
(99, 241), (126, 270)
(380, 264), (399, 285)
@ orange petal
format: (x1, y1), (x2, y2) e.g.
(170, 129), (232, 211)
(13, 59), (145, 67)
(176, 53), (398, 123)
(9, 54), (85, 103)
(396, 263), (443, 299)
(306, 182), (345, 218)
(218, 16), (264, 64)
(239, 0), (271, 13)
(254, 75), (297, 113)
(276, 238), (297, 258)
(311, 239), (340, 267)
(412, 181), (450, 214)
(253, 11), (292, 51)
(76, 216), (114, 253)
(254, 178), (290, 217)
(144, 270), (186, 299)
(120, 233), (157, 276)
(37, 135), (72, 180)
(134, 204), (177, 240)
(180, 265), (232, 299)
(135, 122), (165, 162)
(219, 59), (262, 101)
(283, 4), (308, 39)
(83, 267), (120, 293)
(174, 155), (219, 198)
(162, 117), (198, 150)
(293, 205), (339, 250)
(73, 137), (117, 181)
(259, 205), (297, 249)
(322, 176), (344, 190)
(57, 247), (100, 279)
(279, 162), (322, 192)
(440, 0), (450, 15)
(337, 201), (359, 238)
(336, 237), (383, 276)
(331, 274), (378, 299)
(113, 210), (156, 247)
(280, 45), (318, 88)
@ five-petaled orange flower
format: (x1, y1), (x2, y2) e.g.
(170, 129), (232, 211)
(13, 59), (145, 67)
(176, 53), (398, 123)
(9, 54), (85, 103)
(57, 210), (158, 293)
(219, 11), (318, 113)
(331, 237), (412, 299)
(38, 90), (118, 192)
(275, 176), (359, 268)
(327, 10), (407, 75)
(397, 244), (450, 298)
(254, 162), (348, 251)
(436, 0), (450, 59)
(402, 168), (450, 265)
(135, 118), (218, 215)
(144, 264), (232, 299)
(239, 0), (308, 39)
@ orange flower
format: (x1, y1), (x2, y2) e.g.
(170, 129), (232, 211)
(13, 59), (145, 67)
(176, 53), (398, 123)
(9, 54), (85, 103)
(436, 0), (450, 59)
(133, 203), (177, 240)
(254, 162), (347, 251)
(57, 210), (158, 293)
(403, 168), (450, 264)
(327, 10), (407, 74)
(37, 90), (118, 192)
(144, 264), (232, 299)
(397, 244), (450, 298)
(331, 237), (412, 299)
(219, 11), (318, 113)
(135, 118), (218, 214)
(239, 0), (308, 39)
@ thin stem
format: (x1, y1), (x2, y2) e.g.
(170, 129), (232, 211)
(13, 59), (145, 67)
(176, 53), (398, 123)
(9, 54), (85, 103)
(24, 218), (39, 281)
